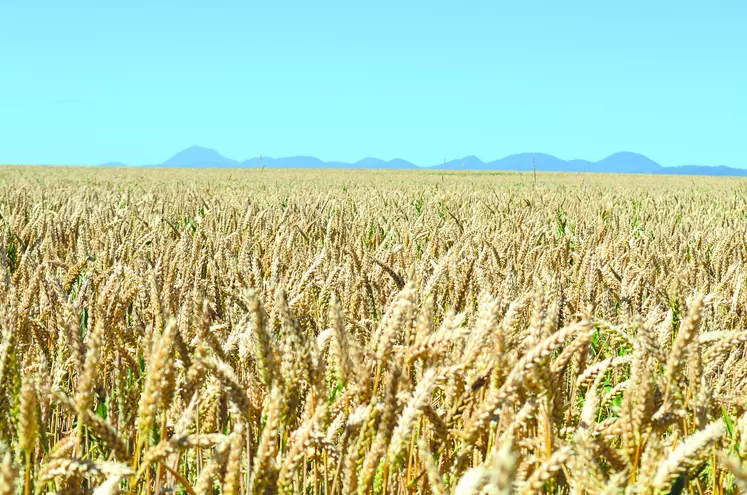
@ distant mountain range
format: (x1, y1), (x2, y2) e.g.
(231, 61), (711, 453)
(100, 146), (747, 177)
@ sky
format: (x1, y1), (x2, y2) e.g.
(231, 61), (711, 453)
(1, 1), (745, 167)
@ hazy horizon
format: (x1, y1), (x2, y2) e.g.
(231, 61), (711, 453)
(3, 145), (745, 171)
(94, 146), (745, 169)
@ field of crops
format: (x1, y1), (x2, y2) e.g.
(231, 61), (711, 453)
(3, 166), (747, 494)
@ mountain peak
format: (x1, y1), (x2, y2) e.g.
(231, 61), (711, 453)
(595, 152), (662, 172)
(160, 146), (239, 168)
(602, 151), (658, 162)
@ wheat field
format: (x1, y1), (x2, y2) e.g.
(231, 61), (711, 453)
(2, 166), (747, 494)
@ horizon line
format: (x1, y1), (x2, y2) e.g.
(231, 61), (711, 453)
(1, 147), (743, 170)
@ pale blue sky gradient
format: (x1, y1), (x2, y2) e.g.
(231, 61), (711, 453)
(1, 1), (745, 166)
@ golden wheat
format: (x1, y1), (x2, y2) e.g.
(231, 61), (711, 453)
(1, 165), (747, 494)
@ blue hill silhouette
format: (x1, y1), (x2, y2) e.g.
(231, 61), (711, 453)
(159, 146), (239, 168)
(127, 146), (746, 176)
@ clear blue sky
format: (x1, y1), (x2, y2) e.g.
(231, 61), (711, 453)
(1, 1), (745, 167)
